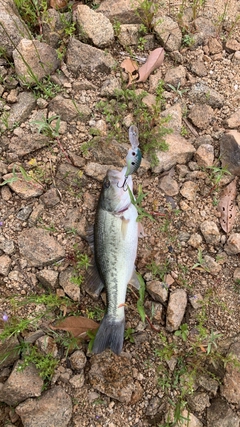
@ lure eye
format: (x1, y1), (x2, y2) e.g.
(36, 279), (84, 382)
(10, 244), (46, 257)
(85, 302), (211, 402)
(132, 152), (136, 156)
(104, 179), (110, 188)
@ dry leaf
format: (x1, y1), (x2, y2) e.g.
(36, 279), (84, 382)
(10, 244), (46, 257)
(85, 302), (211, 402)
(120, 58), (139, 85)
(137, 47), (165, 83)
(51, 316), (99, 338)
(218, 177), (238, 233)
(50, 0), (68, 10)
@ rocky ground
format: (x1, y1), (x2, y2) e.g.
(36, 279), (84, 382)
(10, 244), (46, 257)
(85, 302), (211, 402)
(0, 0), (240, 426)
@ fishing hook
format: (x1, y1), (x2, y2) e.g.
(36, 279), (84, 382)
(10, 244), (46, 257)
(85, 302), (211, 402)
(117, 176), (128, 190)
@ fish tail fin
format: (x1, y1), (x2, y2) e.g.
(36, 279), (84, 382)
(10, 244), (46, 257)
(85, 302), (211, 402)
(92, 315), (125, 355)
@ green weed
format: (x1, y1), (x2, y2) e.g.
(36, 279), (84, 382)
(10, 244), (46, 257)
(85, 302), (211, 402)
(147, 260), (170, 281)
(32, 115), (61, 138)
(124, 327), (135, 343)
(128, 184), (154, 221)
(18, 343), (58, 383)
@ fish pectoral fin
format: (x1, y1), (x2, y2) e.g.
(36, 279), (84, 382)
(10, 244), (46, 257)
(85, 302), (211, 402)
(138, 222), (146, 238)
(128, 269), (140, 290)
(85, 263), (104, 300)
(121, 217), (130, 239)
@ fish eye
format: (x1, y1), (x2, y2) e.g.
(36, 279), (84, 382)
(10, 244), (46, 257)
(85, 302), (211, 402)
(104, 179), (110, 188)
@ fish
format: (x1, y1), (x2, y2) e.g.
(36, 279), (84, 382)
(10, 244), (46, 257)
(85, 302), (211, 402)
(85, 166), (140, 355)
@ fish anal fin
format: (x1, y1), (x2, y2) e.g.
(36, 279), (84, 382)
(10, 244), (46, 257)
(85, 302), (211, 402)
(85, 263), (104, 300)
(128, 269), (140, 290)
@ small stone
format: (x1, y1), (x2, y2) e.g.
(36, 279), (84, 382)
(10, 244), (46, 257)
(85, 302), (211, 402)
(1, 185), (12, 201)
(188, 83), (224, 108)
(40, 188), (61, 207)
(225, 109), (240, 128)
(69, 351), (87, 371)
(180, 181), (199, 201)
(189, 293), (203, 309)
(153, 15), (182, 51)
(84, 162), (116, 181)
(159, 175), (179, 196)
(0, 254), (11, 276)
(187, 391), (210, 412)
(208, 37), (222, 54)
(233, 268), (240, 282)
(49, 95), (91, 122)
(191, 59), (208, 77)
(195, 144), (214, 167)
(226, 38), (240, 52)
(164, 65), (186, 88)
(188, 233), (202, 248)
(16, 205), (33, 221)
(69, 372), (85, 389)
(188, 104), (213, 129)
(0, 236), (15, 255)
(166, 289), (187, 332)
(36, 269), (59, 290)
(59, 267), (80, 301)
(161, 103), (182, 133)
(203, 255), (221, 275)
(224, 233), (240, 255)
(200, 220), (220, 245)
(100, 77), (121, 97)
(150, 302), (164, 323)
(15, 386), (72, 427)
(146, 280), (168, 304)
(36, 336), (58, 358)
(197, 375), (219, 395)
(118, 24), (140, 47)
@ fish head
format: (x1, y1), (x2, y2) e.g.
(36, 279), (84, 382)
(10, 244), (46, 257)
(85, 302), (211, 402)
(99, 167), (133, 213)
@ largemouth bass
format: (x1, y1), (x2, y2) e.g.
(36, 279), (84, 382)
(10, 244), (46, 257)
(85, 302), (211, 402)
(86, 167), (139, 355)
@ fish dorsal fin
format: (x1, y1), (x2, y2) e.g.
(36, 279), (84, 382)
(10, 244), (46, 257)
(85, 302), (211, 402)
(129, 269), (140, 290)
(85, 263), (104, 300)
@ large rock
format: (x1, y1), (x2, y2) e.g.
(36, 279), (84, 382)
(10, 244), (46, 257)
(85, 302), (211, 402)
(0, 336), (19, 369)
(89, 351), (143, 403)
(16, 386), (72, 427)
(0, 0), (29, 57)
(97, 0), (141, 24)
(220, 130), (240, 176)
(8, 133), (49, 157)
(2, 172), (44, 199)
(7, 92), (36, 128)
(49, 95), (91, 122)
(152, 133), (196, 174)
(207, 397), (240, 427)
(153, 15), (182, 51)
(188, 82), (224, 108)
(75, 4), (114, 47)
(66, 38), (115, 76)
(13, 39), (59, 85)
(0, 361), (43, 406)
(221, 339), (240, 404)
(166, 289), (187, 332)
(18, 228), (65, 267)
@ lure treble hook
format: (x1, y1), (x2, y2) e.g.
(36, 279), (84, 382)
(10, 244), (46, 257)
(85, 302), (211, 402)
(117, 176), (128, 190)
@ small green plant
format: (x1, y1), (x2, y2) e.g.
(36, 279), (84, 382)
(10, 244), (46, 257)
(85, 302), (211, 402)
(31, 115), (61, 138)
(124, 327), (135, 343)
(14, 0), (48, 33)
(113, 20), (121, 37)
(174, 323), (189, 342)
(191, 249), (209, 272)
(136, 273), (146, 322)
(138, 36), (147, 51)
(147, 260), (170, 281)
(135, 0), (159, 32)
(18, 343), (58, 383)
(182, 33), (194, 47)
(128, 184), (154, 221)
(208, 164), (231, 188)
(70, 247), (90, 288)
(167, 82), (188, 98)
(180, 126), (188, 136)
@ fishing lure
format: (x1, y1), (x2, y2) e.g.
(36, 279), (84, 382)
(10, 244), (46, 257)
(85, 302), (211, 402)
(118, 126), (142, 189)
